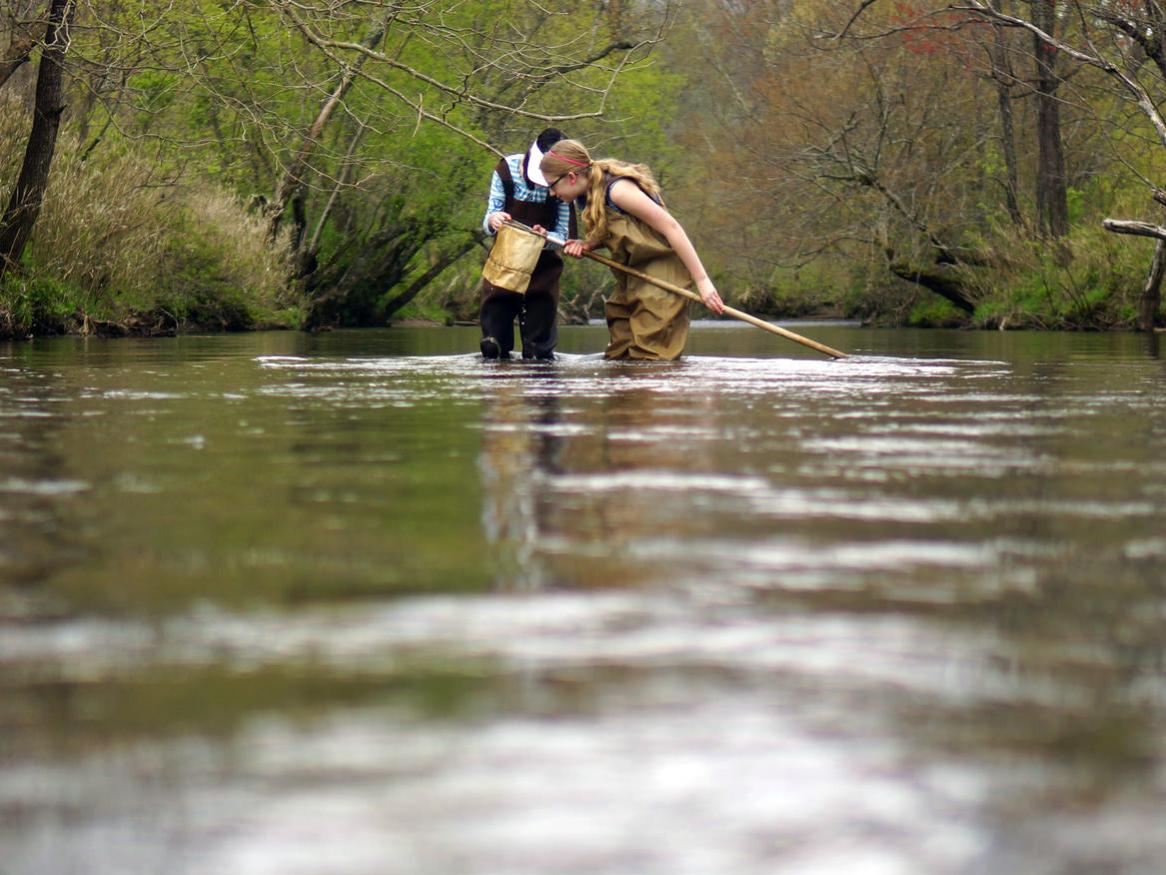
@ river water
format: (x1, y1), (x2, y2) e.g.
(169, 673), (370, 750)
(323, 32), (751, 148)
(3, 324), (1166, 874)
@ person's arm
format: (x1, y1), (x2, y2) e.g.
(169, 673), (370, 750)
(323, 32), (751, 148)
(530, 195), (572, 245)
(608, 179), (725, 315)
(482, 170), (510, 235)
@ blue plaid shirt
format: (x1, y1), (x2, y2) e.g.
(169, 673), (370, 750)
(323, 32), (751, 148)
(482, 153), (571, 238)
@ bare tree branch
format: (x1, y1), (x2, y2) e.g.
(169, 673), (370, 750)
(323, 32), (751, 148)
(838, 0), (887, 40)
(266, 12), (390, 238)
(274, 0), (640, 126)
(1102, 219), (1166, 241)
(950, 2), (1166, 149)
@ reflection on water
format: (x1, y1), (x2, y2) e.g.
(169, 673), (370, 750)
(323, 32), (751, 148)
(3, 326), (1166, 874)
(478, 367), (569, 592)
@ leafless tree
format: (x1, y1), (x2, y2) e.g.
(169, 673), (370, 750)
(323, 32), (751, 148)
(680, 1), (1004, 313)
(845, 0), (1166, 325)
(946, 0), (1166, 327)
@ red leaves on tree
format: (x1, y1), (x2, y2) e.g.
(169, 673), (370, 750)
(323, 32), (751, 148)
(888, 2), (986, 64)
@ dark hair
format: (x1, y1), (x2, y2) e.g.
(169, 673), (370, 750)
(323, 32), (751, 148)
(536, 128), (566, 151)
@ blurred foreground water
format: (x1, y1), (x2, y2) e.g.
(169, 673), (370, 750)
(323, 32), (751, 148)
(3, 324), (1166, 874)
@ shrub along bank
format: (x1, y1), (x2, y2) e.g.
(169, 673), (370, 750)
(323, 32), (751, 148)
(1, 113), (299, 340)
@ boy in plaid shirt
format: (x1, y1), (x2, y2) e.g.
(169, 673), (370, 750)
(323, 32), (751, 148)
(480, 128), (576, 360)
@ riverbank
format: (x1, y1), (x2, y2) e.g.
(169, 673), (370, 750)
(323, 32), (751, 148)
(0, 289), (301, 340)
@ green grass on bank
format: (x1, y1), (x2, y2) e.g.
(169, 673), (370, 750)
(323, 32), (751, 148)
(965, 227), (1150, 330)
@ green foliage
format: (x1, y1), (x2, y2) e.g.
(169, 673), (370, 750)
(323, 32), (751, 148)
(0, 273), (76, 337)
(734, 262), (849, 318)
(151, 211), (268, 330)
(128, 69), (181, 117)
(967, 219), (1153, 330)
(1067, 187), (1086, 225)
(905, 296), (965, 328)
(389, 297), (456, 326)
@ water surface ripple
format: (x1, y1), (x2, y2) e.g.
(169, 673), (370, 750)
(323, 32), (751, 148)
(3, 326), (1166, 875)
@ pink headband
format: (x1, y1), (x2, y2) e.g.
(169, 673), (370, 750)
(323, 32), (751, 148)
(547, 150), (590, 168)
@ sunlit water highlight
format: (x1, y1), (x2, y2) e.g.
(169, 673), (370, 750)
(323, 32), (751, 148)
(3, 325), (1166, 874)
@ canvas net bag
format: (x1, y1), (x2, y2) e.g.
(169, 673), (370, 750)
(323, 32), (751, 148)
(482, 222), (546, 294)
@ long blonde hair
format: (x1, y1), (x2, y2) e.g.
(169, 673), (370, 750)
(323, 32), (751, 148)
(539, 139), (663, 246)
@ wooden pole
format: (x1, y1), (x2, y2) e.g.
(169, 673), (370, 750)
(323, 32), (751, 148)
(582, 250), (848, 360)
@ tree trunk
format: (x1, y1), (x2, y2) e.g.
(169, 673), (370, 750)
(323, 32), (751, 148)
(888, 259), (976, 313)
(989, 2), (1023, 226)
(303, 220), (428, 329)
(1140, 238), (1166, 331)
(0, 0), (74, 282)
(1032, 0), (1069, 238)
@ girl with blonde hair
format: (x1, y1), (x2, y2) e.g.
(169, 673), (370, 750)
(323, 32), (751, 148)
(539, 140), (724, 360)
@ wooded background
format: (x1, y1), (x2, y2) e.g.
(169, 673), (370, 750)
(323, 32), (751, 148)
(4, 0), (1166, 336)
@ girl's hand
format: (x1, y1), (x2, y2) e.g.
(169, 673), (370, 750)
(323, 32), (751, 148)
(697, 277), (725, 315)
(563, 239), (589, 258)
(488, 211), (512, 232)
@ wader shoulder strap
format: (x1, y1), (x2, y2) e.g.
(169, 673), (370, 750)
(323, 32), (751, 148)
(496, 158), (514, 205)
